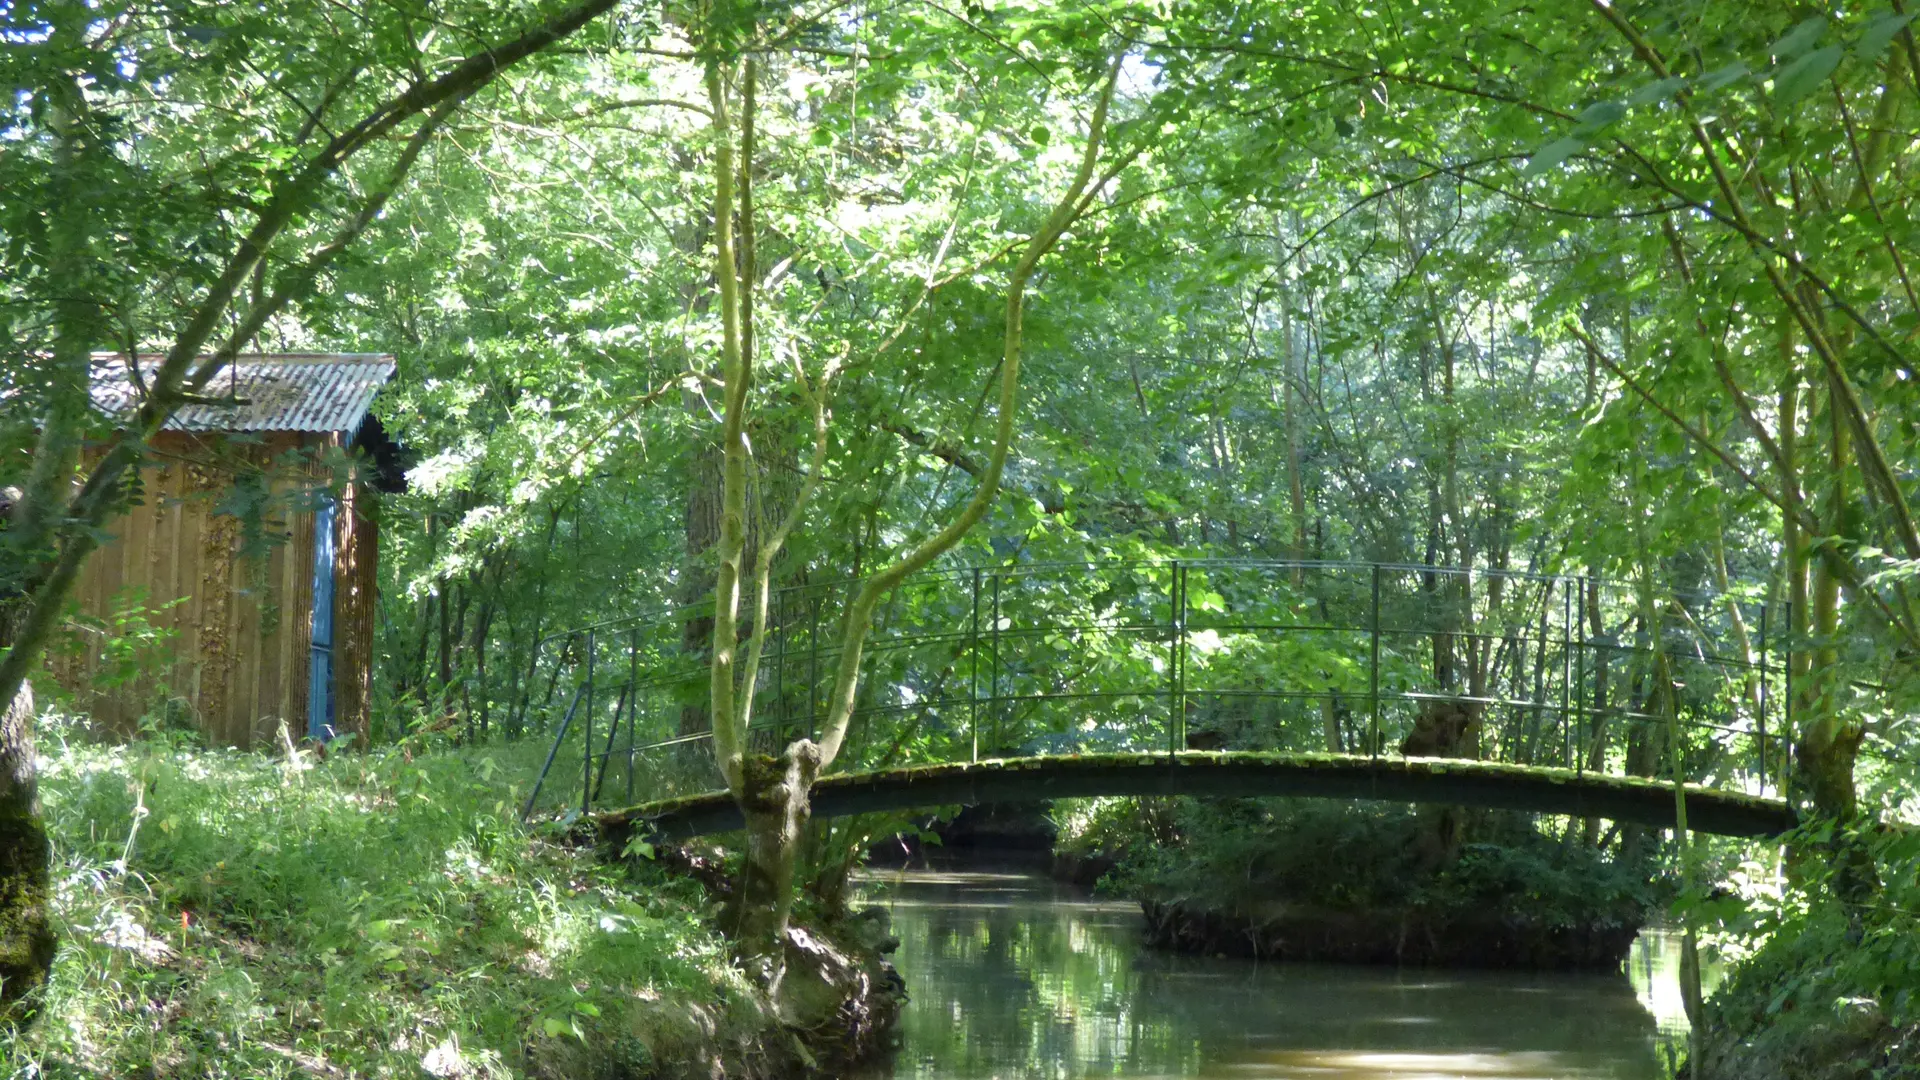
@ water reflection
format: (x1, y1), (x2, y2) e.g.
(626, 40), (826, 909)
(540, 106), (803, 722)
(859, 868), (1685, 1080)
(1628, 929), (1723, 1039)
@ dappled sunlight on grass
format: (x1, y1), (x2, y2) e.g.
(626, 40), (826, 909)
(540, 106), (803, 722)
(6, 735), (748, 1078)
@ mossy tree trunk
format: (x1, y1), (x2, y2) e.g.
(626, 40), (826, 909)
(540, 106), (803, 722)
(0, 680), (53, 1021)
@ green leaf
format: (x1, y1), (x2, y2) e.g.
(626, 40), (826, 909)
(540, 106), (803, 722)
(810, 126), (834, 147)
(1699, 61), (1751, 92)
(1858, 11), (1917, 59)
(1521, 136), (1585, 178)
(1029, 124), (1050, 146)
(543, 1016), (570, 1038)
(1573, 101), (1627, 134)
(1773, 15), (1828, 59)
(1626, 77), (1685, 106)
(1773, 46), (1843, 107)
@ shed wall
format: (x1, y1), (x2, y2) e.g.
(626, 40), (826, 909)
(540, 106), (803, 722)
(48, 432), (340, 748)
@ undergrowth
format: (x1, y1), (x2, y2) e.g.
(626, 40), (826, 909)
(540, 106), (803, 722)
(1057, 795), (1653, 927)
(1693, 822), (1920, 1079)
(3, 721), (758, 1079)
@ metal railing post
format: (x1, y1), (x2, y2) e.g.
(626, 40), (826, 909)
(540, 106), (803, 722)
(774, 589), (787, 742)
(808, 593), (821, 739)
(990, 571), (1002, 755)
(1168, 560), (1181, 757)
(1560, 577), (1573, 769)
(1782, 599), (1793, 791)
(592, 682), (627, 805)
(1574, 579), (1587, 776)
(582, 629), (595, 815)
(1369, 565), (1382, 759)
(1167, 557), (1182, 753)
(522, 681), (588, 822)
(626, 628), (639, 802)
(970, 568), (982, 763)
(1757, 601), (1769, 787)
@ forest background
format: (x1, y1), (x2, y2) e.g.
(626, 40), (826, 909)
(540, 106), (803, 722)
(3, 0), (1920, 1072)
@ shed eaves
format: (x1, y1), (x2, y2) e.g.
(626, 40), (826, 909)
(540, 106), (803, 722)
(91, 354), (396, 434)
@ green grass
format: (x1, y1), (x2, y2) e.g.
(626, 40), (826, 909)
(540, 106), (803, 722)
(4, 722), (764, 1079)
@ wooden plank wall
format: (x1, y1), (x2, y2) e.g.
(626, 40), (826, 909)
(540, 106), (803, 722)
(48, 432), (328, 748)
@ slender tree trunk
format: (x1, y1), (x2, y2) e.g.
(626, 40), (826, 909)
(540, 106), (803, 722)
(436, 580), (456, 711)
(1281, 288), (1307, 585)
(678, 444), (722, 736)
(1795, 373), (1864, 821)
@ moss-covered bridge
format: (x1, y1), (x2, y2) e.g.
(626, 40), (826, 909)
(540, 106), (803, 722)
(596, 751), (1796, 847)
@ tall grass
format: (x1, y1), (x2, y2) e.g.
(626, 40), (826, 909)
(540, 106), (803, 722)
(6, 719), (756, 1079)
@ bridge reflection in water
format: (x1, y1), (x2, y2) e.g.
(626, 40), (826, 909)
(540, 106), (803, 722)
(854, 867), (1687, 1080)
(519, 559), (1807, 824)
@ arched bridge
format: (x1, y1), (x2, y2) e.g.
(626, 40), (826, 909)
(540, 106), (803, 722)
(595, 752), (1796, 846)
(515, 559), (1824, 839)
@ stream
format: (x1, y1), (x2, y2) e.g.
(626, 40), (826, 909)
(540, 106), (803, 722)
(856, 866), (1703, 1080)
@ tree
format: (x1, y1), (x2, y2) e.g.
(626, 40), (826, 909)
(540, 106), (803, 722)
(663, 5), (1137, 960)
(0, 0), (630, 1015)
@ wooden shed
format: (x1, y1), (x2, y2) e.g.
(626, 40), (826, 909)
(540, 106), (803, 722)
(49, 354), (401, 748)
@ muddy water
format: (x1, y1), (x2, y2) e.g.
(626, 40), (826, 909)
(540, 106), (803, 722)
(857, 868), (1700, 1080)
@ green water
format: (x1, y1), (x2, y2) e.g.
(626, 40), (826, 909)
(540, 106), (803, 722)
(857, 868), (1699, 1080)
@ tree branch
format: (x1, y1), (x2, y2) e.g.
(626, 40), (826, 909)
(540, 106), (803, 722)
(813, 58), (1126, 770)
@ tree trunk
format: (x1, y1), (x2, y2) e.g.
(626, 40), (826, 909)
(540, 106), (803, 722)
(1281, 285), (1307, 585)
(729, 745), (820, 979)
(0, 75), (95, 1021)
(679, 441), (722, 737)
(0, 679), (53, 1020)
(1795, 372), (1865, 822)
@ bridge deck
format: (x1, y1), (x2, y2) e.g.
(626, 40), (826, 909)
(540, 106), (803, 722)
(596, 751), (1796, 844)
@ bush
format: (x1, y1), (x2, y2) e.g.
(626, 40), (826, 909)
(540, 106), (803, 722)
(1078, 796), (1652, 927)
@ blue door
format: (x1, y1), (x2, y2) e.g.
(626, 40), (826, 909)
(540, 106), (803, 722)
(307, 495), (337, 741)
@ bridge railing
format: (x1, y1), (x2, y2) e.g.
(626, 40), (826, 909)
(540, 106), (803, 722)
(516, 559), (1794, 820)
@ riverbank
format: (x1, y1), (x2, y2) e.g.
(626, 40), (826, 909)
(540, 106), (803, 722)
(1686, 825), (1920, 1079)
(4, 729), (900, 1078)
(1137, 895), (1640, 970)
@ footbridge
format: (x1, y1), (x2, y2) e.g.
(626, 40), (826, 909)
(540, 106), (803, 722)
(514, 559), (1810, 839)
(598, 753), (1796, 844)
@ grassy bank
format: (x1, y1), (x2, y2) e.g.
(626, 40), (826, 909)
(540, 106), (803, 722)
(2, 721), (877, 1079)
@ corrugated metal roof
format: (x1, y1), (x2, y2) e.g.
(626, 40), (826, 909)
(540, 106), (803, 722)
(92, 354), (396, 434)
